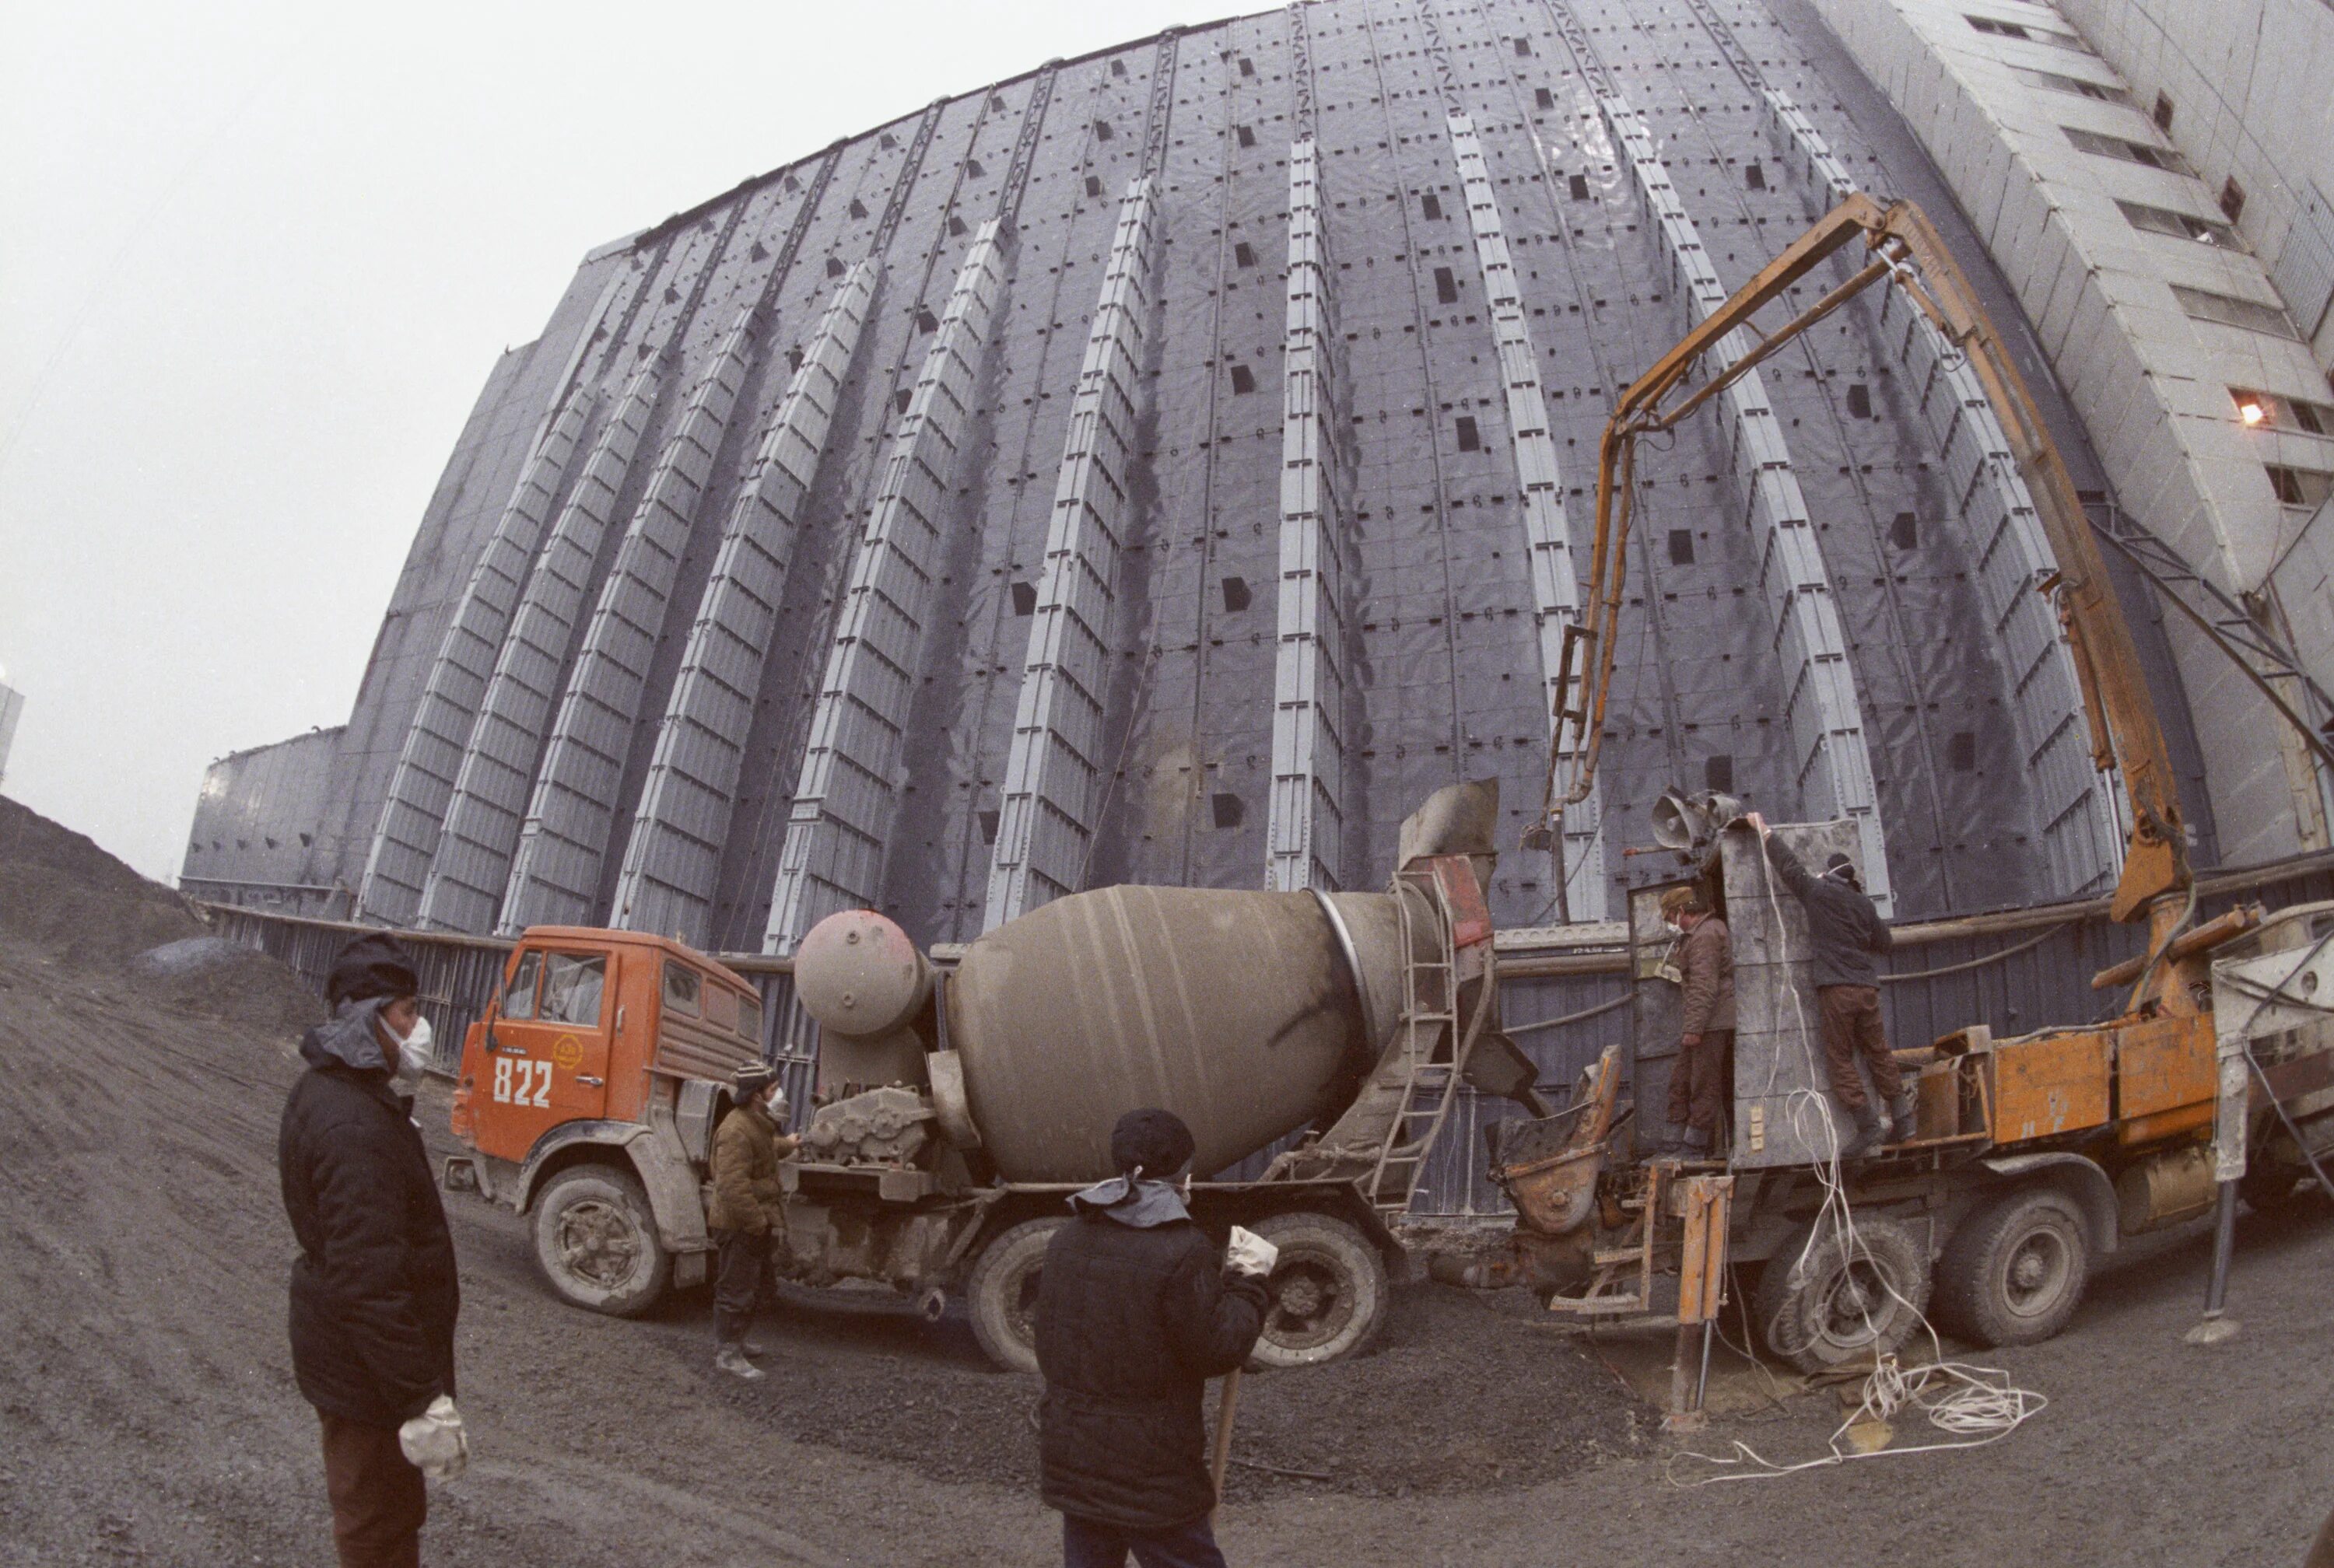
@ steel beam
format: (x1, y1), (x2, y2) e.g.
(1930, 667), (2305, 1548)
(357, 382), (596, 924)
(1445, 109), (1607, 920)
(612, 263), (878, 943)
(1602, 87), (1896, 915)
(1266, 138), (1349, 894)
(763, 222), (1009, 953)
(984, 181), (1160, 928)
(499, 310), (759, 933)
(415, 361), (664, 932)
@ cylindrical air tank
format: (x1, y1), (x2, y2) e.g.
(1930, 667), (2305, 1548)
(945, 885), (1405, 1181)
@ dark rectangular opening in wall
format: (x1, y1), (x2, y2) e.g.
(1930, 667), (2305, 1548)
(1111, 58), (1127, 78)
(1891, 512), (1919, 549)
(2153, 93), (2175, 131)
(979, 810), (999, 845)
(1229, 363), (1257, 394)
(1238, 124), (1256, 149)
(1094, 119), (1115, 142)
(2221, 177), (2246, 223)
(1421, 191), (1442, 220)
(1434, 266), (1459, 304)
(949, 215), (967, 236)
(895, 388), (913, 414)
(1568, 172), (1591, 201)
(1667, 528), (1694, 565)
(1947, 731), (1977, 772)
(826, 255), (846, 277)
(1513, 36), (1532, 55)
(786, 346), (805, 373)
(1239, 56), (1256, 77)
(1536, 86), (1555, 110)
(916, 307), (939, 334)
(1745, 161), (1765, 190)
(1221, 576), (1252, 612)
(880, 132), (898, 151)
(1455, 416), (1481, 451)
(1085, 174), (1103, 198)
(1211, 793), (1246, 829)
(1234, 240), (1256, 267)
(1846, 383), (1872, 418)
(1010, 580), (1038, 615)
(1705, 754), (1734, 793)
(849, 198), (868, 219)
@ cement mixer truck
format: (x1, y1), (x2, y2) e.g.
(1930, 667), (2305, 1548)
(443, 782), (1543, 1370)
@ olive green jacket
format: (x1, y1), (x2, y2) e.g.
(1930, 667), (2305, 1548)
(707, 1098), (791, 1234)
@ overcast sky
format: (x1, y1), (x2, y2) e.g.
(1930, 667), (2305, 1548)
(0, 0), (1235, 880)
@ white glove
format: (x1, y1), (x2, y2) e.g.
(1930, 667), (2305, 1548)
(1225, 1226), (1280, 1279)
(398, 1395), (469, 1480)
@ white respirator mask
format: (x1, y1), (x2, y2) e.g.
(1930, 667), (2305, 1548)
(390, 1012), (433, 1078)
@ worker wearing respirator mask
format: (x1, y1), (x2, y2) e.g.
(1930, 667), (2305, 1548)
(278, 933), (466, 1568)
(706, 1063), (801, 1380)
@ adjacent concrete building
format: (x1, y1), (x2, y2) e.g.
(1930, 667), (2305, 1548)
(185, 0), (2333, 949)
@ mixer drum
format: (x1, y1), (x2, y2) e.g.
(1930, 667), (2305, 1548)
(947, 885), (1404, 1182)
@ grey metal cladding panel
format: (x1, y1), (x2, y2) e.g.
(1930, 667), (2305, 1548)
(500, 310), (760, 933)
(356, 382), (599, 922)
(762, 225), (1009, 952)
(415, 361), (665, 932)
(613, 263), (877, 944)
(181, 728), (345, 894)
(986, 179), (1158, 928)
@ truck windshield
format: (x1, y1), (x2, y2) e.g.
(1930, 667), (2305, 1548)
(541, 952), (606, 1026)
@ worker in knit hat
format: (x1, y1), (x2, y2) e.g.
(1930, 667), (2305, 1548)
(1032, 1108), (1277, 1567)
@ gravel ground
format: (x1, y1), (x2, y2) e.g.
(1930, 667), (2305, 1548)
(4, 798), (2332, 1566)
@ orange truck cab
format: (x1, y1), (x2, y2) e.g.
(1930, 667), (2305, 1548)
(442, 927), (766, 1314)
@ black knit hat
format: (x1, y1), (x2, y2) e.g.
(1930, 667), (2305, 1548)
(1824, 852), (1861, 887)
(326, 933), (419, 1010)
(1110, 1108), (1197, 1179)
(734, 1063), (781, 1100)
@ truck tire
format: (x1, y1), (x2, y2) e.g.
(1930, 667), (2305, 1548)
(1754, 1213), (1929, 1375)
(1249, 1211), (1389, 1369)
(1934, 1186), (2087, 1348)
(969, 1217), (1067, 1374)
(2240, 1162), (2309, 1216)
(532, 1165), (671, 1318)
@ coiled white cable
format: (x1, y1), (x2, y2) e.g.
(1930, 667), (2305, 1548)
(1666, 834), (2046, 1485)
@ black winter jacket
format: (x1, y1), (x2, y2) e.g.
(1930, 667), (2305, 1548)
(279, 1024), (459, 1428)
(1036, 1210), (1268, 1531)
(1764, 837), (1893, 989)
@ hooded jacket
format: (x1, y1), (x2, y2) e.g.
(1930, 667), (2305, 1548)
(1034, 1179), (1269, 1531)
(278, 1001), (459, 1427)
(1674, 915), (1736, 1038)
(707, 1097), (788, 1234)
(1764, 837), (1893, 989)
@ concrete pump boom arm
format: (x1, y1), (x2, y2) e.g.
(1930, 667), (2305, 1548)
(1542, 194), (2189, 925)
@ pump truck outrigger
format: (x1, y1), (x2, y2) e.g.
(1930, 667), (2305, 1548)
(1462, 194), (2334, 1386)
(442, 782), (1560, 1372)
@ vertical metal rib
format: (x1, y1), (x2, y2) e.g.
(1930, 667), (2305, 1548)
(499, 310), (760, 933)
(356, 381), (597, 923)
(984, 180), (1162, 928)
(415, 361), (664, 931)
(1443, 107), (1607, 921)
(612, 263), (878, 943)
(1267, 136), (1350, 894)
(762, 223), (1010, 953)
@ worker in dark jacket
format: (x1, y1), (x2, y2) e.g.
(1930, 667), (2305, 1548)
(1749, 812), (1911, 1157)
(279, 933), (465, 1568)
(1658, 884), (1735, 1157)
(1036, 1109), (1274, 1568)
(707, 1063), (799, 1380)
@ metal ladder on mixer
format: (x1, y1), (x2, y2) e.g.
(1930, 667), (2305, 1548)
(1362, 869), (1470, 1213)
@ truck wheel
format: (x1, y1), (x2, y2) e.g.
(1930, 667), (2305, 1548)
(1249, 1212), (1389, 1369)
(1934, 1187), (2087, 1348)
(1754, 1213), (1929, 1375)
(969, 1218), (1067, 1374)
(2240, 1162), (2309, 1216)
(532, 1166), (671, 1318)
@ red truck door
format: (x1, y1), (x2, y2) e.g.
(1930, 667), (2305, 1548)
(485, 946), (615, 1149)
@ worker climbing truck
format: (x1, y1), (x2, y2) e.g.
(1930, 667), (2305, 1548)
(443, 781), (1547, 1371)
(1443, 194), (2334, 1391)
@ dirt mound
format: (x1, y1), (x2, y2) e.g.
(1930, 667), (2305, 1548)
(0, 795), (206, 965)
(0, 796), (321, 1033)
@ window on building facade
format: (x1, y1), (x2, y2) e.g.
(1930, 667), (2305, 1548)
(2174, 285), (2297, 338)
(2063, 125), (2191, 173)
(2117, 199), (2239, 247)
